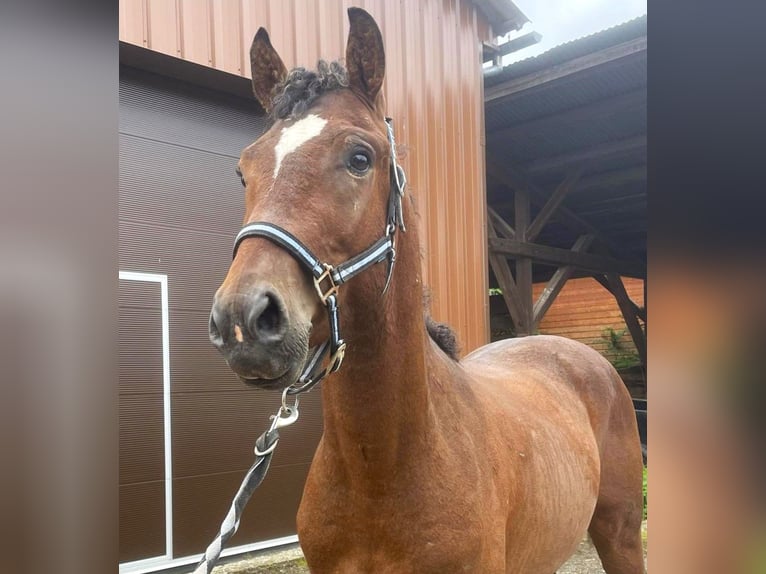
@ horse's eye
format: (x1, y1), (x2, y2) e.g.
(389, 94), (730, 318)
(348, 152), (371, 175)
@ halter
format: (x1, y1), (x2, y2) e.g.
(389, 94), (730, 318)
(231, 117), (407, 396)
(193, 121), (406, 574)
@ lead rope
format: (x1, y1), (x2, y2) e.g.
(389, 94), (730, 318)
(191, 118), (406, 574)
(191, 390), (299, 574)
(190, 339), (335, 574)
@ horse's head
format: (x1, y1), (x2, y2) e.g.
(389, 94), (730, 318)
(209, 8), (396, 390)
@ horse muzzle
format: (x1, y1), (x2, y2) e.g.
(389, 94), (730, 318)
(209, 285), (310, 389)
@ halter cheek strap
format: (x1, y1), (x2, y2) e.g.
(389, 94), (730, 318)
(231, 117), (407, 396)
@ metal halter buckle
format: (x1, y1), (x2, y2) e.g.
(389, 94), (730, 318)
(329, 341), (347, 372)
(313, 264), (339, 305)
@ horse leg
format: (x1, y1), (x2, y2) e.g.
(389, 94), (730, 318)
(588, 385), (646, 574)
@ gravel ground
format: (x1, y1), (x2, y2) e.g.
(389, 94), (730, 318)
(213, 522), (647, 573)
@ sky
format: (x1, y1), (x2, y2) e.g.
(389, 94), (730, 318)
(501, 0), (647, 65)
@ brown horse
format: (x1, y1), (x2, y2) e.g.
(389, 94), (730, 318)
(209, 8), (645, 574)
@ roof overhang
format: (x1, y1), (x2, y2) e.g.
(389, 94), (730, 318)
(484, 17), (647, 283)
(473, 0), (530, 36)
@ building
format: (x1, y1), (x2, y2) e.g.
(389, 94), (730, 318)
(484, 15), (647, 371)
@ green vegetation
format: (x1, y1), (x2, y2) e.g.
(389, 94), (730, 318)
(600, 327), (642, 371)
(642, 466), (647, 520)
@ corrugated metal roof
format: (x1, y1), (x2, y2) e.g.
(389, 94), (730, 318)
(486, 57), (646, 128)
(485, 15), (647, 88)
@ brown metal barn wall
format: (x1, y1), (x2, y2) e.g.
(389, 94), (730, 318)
(120, 0), (492, 351)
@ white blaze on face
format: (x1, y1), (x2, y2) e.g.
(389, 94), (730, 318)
(273, 113), (328, 179)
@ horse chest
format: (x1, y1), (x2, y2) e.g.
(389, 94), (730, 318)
(299, 524), (488, 574)
(297, 466), (495, 573)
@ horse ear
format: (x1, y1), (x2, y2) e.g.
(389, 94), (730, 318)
(250, 27), (288, 114)
(345, 8), (385, 107)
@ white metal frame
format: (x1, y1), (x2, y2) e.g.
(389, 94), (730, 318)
(119, 271), (173, 572)
(118, 271), (299, 573)
(121, 536), (300, 574)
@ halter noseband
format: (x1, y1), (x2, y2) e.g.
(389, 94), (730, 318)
(231, 117), (407, 395)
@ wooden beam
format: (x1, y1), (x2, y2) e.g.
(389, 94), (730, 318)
(514, 190), (533, 335)
(532, 234), (596, 328)
(489, 238), (646, 278)
(525, 136), (646, 176)
(485, 36), (647, 104)
(526, 169), (583, 241)
(487, 206), (515, 239)
(487, 89), (646, 142)
(491, 184), (646, 214)
(486, 154), (624, 256)
(487, 220), (523, 329)
(592, 274), (647, 322)
(606, 272), (647, 367)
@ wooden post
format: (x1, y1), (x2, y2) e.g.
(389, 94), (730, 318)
(487, 219), (523, 331)
(592, 274), (646, 322)
(605, 272), (647, 368)
(643, 277), (647, 341)
(514, 189), (533, 335)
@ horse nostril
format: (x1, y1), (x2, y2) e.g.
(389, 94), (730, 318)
(208, 305), (225, 348)
(257, 295), (281, 332)
(248, 291), (286, 341)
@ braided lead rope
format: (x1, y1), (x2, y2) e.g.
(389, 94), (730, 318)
(191, 395), (299, 574)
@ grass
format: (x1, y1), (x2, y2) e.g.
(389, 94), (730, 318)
(643, 465), (647, 520)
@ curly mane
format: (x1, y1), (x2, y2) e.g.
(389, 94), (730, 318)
(271, 60), (349, 119)
(426, 316), (460, 361)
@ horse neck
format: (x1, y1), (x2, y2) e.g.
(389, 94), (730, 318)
(318, 210), (434, 476)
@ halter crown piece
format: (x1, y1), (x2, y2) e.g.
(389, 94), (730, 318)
(232, 117), (407, 396)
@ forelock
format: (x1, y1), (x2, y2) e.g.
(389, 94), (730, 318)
(271, 60), (349, 120)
